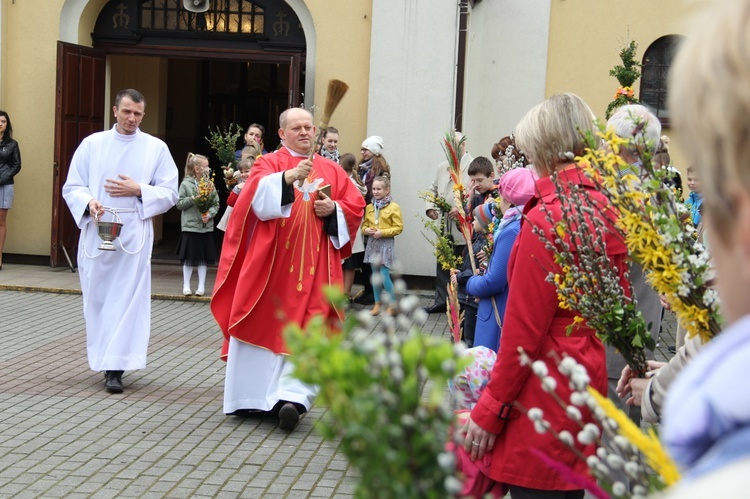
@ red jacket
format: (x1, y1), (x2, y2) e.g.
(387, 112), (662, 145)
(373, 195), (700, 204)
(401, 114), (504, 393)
(226, 188), (240, 207)
(471, 166), (627, 490)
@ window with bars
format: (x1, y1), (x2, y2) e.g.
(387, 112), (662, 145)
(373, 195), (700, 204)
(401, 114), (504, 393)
(140, 0), (265, 34)
(640, 35), (684, 122)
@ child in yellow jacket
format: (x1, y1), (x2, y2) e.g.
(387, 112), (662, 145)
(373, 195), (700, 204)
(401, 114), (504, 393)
(362, 175), (403, 315)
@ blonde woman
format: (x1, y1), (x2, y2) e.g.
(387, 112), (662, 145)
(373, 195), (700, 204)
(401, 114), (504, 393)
(462, 94), (627, 498)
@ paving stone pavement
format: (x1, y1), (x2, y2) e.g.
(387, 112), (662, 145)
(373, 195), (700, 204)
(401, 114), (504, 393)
(0, 263), (676, 498)
(0, 264), (455, 498)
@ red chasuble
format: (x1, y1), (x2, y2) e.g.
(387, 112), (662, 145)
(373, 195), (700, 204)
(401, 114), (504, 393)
(211, 148), (366, 357)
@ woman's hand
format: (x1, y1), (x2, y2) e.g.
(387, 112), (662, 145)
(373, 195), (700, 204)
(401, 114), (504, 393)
(371, 229), (382, 239)
(462, 416), (496, 461)
(627, 378), (649, 406)
(615, 364), (635, 399)
(659, 294), (671, 309)
(616, 360), (666, 404)
(201, 213), (210, 224)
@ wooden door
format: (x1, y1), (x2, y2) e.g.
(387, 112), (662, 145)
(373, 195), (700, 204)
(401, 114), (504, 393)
(51, 42), (105, 268)
(288, 53), (302, 108)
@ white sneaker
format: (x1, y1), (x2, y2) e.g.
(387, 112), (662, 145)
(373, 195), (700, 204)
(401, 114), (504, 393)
(195, 289), (205, 296)
(183, 288), (192, 296)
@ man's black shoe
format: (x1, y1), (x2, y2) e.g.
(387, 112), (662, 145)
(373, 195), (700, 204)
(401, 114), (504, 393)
(423, 303), (445, 314)
(353, 293), (374, 305)
(278, 402), (301, 431)
(667, 345), (676, 354)
(104, 370), (124, 393)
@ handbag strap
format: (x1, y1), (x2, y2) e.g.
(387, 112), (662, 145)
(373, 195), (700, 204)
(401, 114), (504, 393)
(491, 296), (502, 328)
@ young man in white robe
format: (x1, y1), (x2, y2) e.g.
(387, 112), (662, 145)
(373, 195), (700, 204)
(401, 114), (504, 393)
(63, 88), (179, 393)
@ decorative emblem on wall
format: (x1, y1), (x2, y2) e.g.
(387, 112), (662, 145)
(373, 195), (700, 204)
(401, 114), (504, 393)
(112, 3), (130, 30)
(273, 11), (290, 37)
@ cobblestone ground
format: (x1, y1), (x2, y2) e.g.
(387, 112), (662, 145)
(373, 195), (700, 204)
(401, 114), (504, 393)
(0, 287), (674, 498)
(0, 289), (454, 498)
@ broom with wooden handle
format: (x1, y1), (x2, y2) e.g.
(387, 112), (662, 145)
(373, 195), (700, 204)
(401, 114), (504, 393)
(308, 79), (349, 161)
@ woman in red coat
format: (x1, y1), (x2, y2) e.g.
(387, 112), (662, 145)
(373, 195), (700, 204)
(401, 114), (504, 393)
(462, 93), (628, 498)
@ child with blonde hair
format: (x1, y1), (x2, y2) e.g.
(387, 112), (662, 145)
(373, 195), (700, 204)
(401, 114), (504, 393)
(362, 175), (402, 315)
(175, 153), (219, 296)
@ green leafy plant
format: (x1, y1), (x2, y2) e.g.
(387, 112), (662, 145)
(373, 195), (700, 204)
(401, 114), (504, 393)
(285, 285), (466, 498)
(606, 40), (642, 119)
(206, 124), (242, 168)
(419, 217), (463, 271)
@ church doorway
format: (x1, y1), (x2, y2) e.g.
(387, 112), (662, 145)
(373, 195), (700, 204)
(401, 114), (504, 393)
(152, 55), (303, 261)
(51, 0), (307, 267)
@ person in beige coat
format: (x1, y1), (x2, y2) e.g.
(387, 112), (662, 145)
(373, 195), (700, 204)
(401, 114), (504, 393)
(423, 132), (473, 313)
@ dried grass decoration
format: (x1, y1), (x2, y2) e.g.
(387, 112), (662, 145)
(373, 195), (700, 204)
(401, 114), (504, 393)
(309, 79), (349, 161)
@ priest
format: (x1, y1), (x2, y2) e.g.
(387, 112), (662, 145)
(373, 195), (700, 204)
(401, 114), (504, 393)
(212, 108), (365, 430)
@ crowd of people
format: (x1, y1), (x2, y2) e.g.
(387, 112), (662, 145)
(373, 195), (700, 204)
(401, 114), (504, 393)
(47, 0), (750, 494)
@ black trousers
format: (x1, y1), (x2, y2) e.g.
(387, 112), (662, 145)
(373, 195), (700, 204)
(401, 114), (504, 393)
(508, 486), (584, 499)
(461, 304), (477, 348)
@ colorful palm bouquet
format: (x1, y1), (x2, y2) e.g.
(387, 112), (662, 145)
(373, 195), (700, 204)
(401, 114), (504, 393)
(193, 170), (216, 228)
(519, 348), (680, 498)
(478, 200), (501, 274)
(419, 217), (463, 272)
(223, 167), (239, 189)
(441, 131), (475, 271)
(578, 125), (721, 343)
(206, 124), (242, 189)
(418, 191), (463, 272)
(447, 279), (464, 344)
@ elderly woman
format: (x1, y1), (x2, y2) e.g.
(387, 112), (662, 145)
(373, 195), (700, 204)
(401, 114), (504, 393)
(462, 93), (628, 498)
(657, 1), (750, 496)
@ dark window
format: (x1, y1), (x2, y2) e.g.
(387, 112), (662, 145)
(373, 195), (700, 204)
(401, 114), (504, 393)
(640, 35), (684, 123)
(140, 0), (264, 34)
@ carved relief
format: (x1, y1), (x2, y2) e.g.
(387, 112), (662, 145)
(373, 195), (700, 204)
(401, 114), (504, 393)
(112, 3), (130, 30)
(273, 11), (290, 37)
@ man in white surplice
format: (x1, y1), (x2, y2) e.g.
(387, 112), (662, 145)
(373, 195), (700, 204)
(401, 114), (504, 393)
(63, 88), (178, 394)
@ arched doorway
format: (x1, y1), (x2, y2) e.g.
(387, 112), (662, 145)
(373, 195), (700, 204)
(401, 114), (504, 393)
(51, 0), (310, 267)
